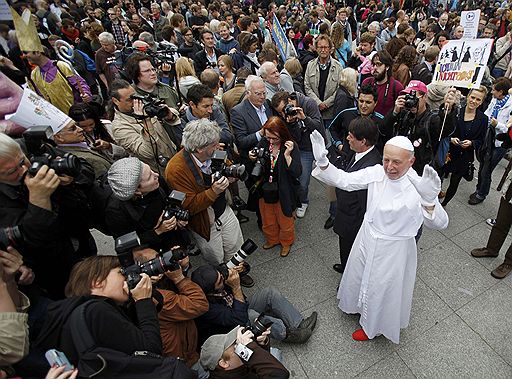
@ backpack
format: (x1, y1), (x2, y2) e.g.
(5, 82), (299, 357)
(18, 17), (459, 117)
(68, 299), (197, 379)
(75, 49), (97, 72)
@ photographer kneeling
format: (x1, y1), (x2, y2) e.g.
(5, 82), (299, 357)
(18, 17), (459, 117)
(191, 264), (317, 347)
(270, 91), (324, 219)
(200, 326), (289, 378)
(132, 247), (209, 367)
(35, 256), (195, 378)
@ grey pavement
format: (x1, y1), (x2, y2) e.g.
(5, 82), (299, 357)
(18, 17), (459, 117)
(93, 160), (512, 378)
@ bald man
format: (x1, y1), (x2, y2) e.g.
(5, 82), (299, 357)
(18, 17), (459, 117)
(311, 131), (449, 344)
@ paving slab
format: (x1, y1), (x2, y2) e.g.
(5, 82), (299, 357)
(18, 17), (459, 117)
(397, 314), (512, 378)
(355, 352), (415, 379)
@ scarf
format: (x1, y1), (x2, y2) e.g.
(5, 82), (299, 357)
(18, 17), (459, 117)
(61, 27), (79, 42)
(491, 95), (509, 121)
(318, 57), (331, 71)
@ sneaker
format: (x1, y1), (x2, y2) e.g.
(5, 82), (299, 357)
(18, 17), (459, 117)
(486, 218), (496, 227)
(296, 203), (308, 218)
(491, 263), (512, 279)
(471, 247), (499, 258)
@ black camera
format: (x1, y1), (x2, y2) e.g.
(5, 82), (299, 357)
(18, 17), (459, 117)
(245, 313), (274, 338)
(283, 103), (298, 117)
(163, 190), (190, 221)
(249, 147), (269, 177)
(131, 93), (169, 119)
(0, 226), (22, 250)
(404, 90), (419, 109)
(211, 150), (248, 182)
(115, 231), (188, 289)
(217, 239), (257, 278)
(23, 126), (82, 178)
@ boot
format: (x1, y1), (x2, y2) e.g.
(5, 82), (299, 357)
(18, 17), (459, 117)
(298, 311), (318, 331)
(284, 326), (312, 343)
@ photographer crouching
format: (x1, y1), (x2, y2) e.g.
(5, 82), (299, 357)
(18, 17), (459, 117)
(270, 91), (325, 219)
(165, 119), (254, 287)
(0, 131), (95, 299)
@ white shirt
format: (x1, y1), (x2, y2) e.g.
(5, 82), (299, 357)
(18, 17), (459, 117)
(251, 102), (268, 141)
(191, 153), (212, 174)
(354, 146), (375, 165)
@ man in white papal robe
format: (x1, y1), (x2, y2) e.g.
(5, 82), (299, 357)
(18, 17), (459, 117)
(310, 131), (449, 344)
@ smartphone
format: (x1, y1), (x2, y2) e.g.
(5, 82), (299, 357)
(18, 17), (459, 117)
(45, 349), (73, 372)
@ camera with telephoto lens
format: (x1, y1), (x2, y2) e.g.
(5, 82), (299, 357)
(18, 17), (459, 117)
(115, 231), (189, 289)
(163, 190), (190, 221)
(404, 90), (419, 109)
(244, 312), (274, 338)
(0, 226), (23, 250)
(23, 126), (82, 178)
(217, 239), (257, 278)
(130, 93), (169, 119)
(211, 150), (248, 182)
(249, 147), (270, 177)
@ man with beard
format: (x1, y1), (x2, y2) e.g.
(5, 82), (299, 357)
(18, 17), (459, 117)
(362, 50), (403, 117)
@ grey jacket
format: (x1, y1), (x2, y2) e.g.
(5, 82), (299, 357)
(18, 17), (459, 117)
(304, 57), (343, 120)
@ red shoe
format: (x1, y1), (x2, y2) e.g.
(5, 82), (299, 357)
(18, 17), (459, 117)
(352, 328), (369, 341)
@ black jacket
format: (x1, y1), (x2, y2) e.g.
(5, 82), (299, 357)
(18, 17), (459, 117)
(194, 48), (223, 74)
(411, 62), (434, 85)
(334, 147), (382, 240)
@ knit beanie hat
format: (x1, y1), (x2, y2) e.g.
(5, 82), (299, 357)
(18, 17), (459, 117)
(107, 157), (143, 201)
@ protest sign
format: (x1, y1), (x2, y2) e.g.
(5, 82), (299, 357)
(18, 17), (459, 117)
(6, 88), (73, 133)
(271, 14), (288, 62)
(432, 38), (493, 89)
(461, 10), (480, 39)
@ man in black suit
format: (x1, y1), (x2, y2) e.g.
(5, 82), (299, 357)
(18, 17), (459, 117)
(231, 75), (273, 223)
(194, 30), (223, 74)
(333, 117), (382, 274)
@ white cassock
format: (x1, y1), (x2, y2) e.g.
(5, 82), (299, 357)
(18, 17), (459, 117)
(313, 163), (449, 344)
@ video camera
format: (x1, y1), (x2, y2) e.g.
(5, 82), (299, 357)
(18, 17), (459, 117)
(249, 147), (270, 177)
(404, 90), (419, 109)
(130, 93), (169, 119)
(162, 190), (190, 222)
(0, 226), (23, 250)
(211, 150), (248, 182)
(23, 126), (82, 178)
(115, 231), (188, 289)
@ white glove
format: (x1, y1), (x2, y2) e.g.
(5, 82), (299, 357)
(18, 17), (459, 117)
(408, 165), (441, 206)
(310, 130), (329, 167)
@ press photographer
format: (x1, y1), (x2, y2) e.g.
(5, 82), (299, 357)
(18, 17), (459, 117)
(199, 326), (289, 378)
(110, 79), (177, 174)
(103, 157), (191, 250)
(165, 119), (254, 287)
(0, 130), (95, 299)
(382, 80), (457, 174)
(270, 91), (324, 219)
(191, 263), (317, 347)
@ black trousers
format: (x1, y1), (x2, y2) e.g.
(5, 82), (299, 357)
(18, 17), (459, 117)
(338, 229), (358, 273)
(488, 196), (512, 265)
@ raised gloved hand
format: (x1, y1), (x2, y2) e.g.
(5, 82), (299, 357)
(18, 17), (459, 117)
(408, 165), (441, 206)
(310, 130), (329, 167)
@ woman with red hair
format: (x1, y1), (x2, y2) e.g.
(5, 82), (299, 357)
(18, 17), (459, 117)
(249, 117), (302, 257)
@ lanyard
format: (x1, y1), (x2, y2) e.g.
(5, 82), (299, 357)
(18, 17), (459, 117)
(269, 144), (279, 183)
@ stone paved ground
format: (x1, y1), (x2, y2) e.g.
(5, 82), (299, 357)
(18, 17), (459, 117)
(94, 160), (512, 378)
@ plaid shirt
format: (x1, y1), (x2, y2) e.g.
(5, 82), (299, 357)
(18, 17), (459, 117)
(111, 21), (125, 46)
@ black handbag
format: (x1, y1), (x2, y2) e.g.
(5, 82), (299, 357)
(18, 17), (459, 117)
(464, 161), (475, 182)
(261, 181), (279, 204)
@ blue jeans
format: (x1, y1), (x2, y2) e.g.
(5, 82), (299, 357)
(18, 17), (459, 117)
(248, 287), (303, 341)
(299, 150), (314, 204)
(476, 146), (507, 199)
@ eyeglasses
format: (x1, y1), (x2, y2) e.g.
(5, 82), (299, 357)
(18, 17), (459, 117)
(141, 67), (157, 73)
(251, 91), (266, 97)
(0, 157), (27, 176)
(108, 13), (116, 15)
(265, 136), (280, 141)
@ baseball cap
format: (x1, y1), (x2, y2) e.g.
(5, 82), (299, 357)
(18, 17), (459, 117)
(200, 326), (240, 371)
(401, 80), (428, 95)
(191, 265), (221, 294)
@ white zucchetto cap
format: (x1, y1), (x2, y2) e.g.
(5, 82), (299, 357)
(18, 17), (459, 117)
(385, 136), (414, 152)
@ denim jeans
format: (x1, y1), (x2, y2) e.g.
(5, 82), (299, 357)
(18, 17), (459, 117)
(248, 287), (303, 341)
(299, 150), (314, 204)
(476, 146), (507, 199)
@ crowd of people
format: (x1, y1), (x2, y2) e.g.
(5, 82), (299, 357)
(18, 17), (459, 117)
(1, 0), (512, 377)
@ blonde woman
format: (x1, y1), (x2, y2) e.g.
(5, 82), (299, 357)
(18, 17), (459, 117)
(331, 23), (351, 68)
(333, 67), (358, 112)
(218, 55), (236, 92)
(284, 58), (304, 94)
(175, 57), (201, 99)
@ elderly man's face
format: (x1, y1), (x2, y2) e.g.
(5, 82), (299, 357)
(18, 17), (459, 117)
(383, 144), (415, 180)
(439, 14), (448, 26)
(247, 81), (266, 108)
(0, 153), (29, 185)
(263, 64), (280, 86)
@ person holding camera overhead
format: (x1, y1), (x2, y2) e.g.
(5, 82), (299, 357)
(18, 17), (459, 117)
(381, 80), (458, 175)
(249, 117), (302, 258)
(35, 255), (196, 378)
(165, 119), (254, 288)
(110, 79), (177, 174)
